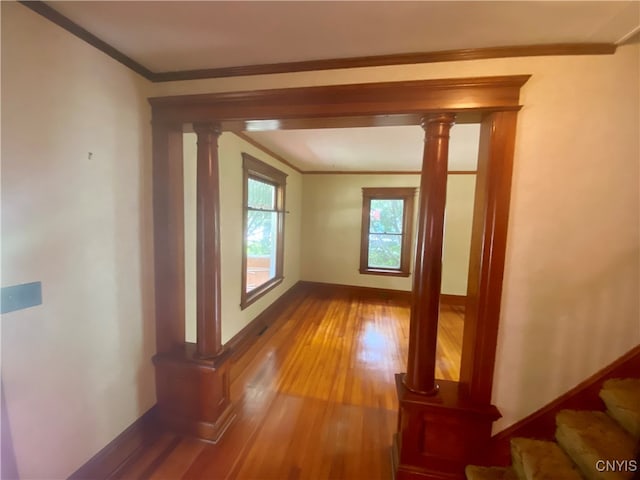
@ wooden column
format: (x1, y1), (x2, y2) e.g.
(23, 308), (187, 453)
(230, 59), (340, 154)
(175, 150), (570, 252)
(152, 120), (185, 353)
(460, 111), (519, 404)
(404, 113), (456, 395)
(153, 123), (235, 443)
(193, 123), (223, 359)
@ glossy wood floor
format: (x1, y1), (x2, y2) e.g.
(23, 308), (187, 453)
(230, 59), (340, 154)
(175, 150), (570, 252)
(117, 287), (464, 480)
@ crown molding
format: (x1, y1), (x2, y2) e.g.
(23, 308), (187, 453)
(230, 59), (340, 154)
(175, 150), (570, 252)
(21, 1), (617, 83)
(20, 1), (154, 80)
(153, 43), (616, 82)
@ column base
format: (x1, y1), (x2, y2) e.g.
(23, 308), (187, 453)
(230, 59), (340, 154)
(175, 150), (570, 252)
(153, 344), (235, 443)
(393, 374), (500, 480)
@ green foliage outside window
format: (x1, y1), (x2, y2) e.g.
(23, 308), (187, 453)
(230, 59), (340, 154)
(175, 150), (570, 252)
(247, 178), (277, 256)
(368, 199), (404, 269)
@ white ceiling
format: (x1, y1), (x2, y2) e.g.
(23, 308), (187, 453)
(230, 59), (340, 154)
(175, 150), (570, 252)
(49, 1), (639, 72)
(245, 124), (481, 172)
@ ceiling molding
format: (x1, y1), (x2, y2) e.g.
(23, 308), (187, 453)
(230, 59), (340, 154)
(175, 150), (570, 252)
(20, 1), (154, 80)
(22, 1), (616, 84)
(234, 132), (303, 174)
(152, 43), (616, 82)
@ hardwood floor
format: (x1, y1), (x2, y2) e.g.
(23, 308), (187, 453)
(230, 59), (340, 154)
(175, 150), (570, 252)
(117, 286), (463, 479)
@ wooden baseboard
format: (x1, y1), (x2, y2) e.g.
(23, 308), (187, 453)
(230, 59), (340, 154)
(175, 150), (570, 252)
(69, 405), (160, 480)
(224, 281), (306, 360)
(488, 345), (640, 464)
(440, 294), (467, 308)
(298, 282), (467, 309)
(298, 281), (412, 302)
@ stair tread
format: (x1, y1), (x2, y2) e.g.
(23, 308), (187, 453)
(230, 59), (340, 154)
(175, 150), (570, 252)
(510, 437), (583, 480)
(556, 410), (637, 480)
(600, 378), (640, 440)
(465, 465), (518, 480)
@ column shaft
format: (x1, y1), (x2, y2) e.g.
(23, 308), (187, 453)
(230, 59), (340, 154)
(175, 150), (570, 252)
(404, 113), (456, 394)
(193, 123), (223, 358)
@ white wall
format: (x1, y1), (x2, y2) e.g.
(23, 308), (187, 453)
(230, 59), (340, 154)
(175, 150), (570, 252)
(183, 133), (302, 344)
(1, 3), (154, 478)
(300, 174), (475, 295)
(149, 43), (640, 431)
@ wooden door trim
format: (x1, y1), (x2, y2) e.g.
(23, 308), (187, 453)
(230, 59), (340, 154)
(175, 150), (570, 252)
(149, 75), (529, 125)
(149, 76), (527, 459)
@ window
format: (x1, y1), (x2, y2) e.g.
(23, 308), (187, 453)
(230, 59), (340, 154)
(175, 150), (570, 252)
(241, 153), (287, 309)
(360, 187), (416, 277)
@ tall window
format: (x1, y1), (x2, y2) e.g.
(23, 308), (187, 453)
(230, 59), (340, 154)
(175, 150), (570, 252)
(360, 187), (416, 277)
(241, 153), (287, 309)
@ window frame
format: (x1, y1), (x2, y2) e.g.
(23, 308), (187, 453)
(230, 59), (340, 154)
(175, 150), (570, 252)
(241, 153), (287, 310)
(359, 187), (416, 277)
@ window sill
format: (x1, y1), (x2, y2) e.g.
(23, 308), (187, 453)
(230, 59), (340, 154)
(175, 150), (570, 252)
(240, 276), (284, 310)
(359, 268), (410, 278)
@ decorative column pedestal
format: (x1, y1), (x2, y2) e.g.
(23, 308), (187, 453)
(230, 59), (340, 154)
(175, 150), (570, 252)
(393, 376), (500, 479)
(153, 346), (235, 442)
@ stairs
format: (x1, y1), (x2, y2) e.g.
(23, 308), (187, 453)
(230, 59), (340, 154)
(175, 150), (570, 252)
(467, 378), (640, 480)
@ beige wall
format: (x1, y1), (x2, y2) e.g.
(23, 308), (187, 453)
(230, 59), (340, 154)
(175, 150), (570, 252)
(183, 133), (302, 344)
(1, 3), (154, 478)
(301, 174), (475, 295)
(150, 43), (640, 431)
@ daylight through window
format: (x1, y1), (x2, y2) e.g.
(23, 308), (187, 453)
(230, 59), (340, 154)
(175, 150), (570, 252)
(241, 153), (287, 309)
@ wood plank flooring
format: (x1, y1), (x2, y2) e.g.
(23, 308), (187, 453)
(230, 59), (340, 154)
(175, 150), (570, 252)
(117, 287), (463, 480)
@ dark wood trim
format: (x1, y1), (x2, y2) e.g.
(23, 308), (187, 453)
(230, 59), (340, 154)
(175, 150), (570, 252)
(193, 123), (223, 358)
(359, 269), (411, 278)
(298, 282), (468, 308)
(459, 111), (518, 405)
(13, 3), (616, 83)
(151, 44), (615, 82)
(298, 281), (412, 303)
(234, 132), (303, 173)
(18, 1), (154, 81)
(359, 187), (416, 277)
(240, 153), (287, 310)
(68, 406), (160, 480)
(224, 282), (305, 360)
(404, 114), (456, 396)
(440, 294), (467, 308)
(226, 112), (484, 130)
(303, 170), (476, 175)
(305, 170), (422, 175)
(487, 345), (640, 465)
(395, 375), (501, 479)
(148, 76), (529, 125)
(152, 121), (185, 353)
(153, 348), (235, 443)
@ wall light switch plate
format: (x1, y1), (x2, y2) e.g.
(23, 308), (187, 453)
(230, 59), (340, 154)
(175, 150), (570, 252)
(1, 282), (42, 314)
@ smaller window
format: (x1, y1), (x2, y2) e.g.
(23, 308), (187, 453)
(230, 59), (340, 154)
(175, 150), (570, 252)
(241, 153), (287, 309)
(359, 187), (416, 277)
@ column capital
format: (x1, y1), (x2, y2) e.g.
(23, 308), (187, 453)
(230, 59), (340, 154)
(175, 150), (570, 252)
(420, 112), (456, 128)
(192, 122), (222, 137)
